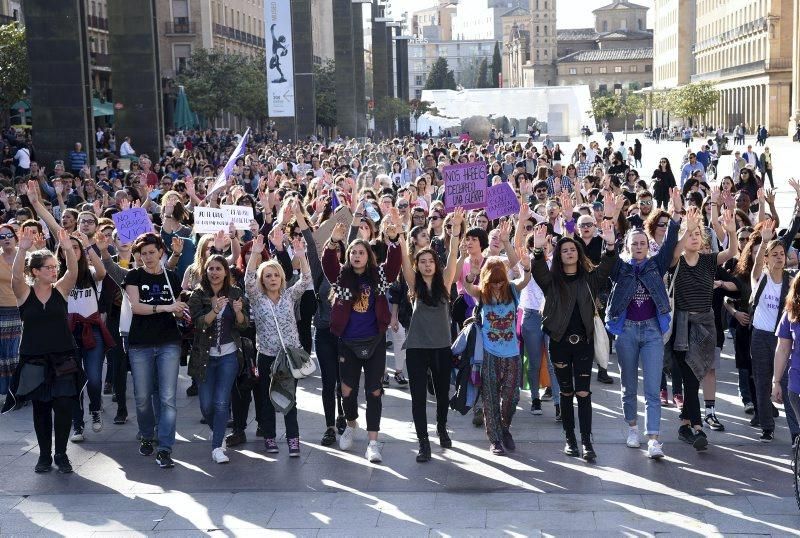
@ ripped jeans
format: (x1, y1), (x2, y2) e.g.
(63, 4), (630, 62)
(549, 337), (594, 436)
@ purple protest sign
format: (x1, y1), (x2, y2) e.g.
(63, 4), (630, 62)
(112, 207), (154, 244)
(485, 182), (520, 220)
(443, 162), (487, 212)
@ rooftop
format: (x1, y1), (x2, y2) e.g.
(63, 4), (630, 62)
(593, 0), (649, 12)
(557, 47), (653, 62)
(597, 29), (653, 40)
(557, 28), (598, 41)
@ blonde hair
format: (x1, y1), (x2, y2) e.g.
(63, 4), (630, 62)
(256, 259), (286, 294)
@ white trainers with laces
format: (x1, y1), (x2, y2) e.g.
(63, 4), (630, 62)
(626, 426), (640, 448)
(339, 423), (358, 451)
(647, 439), (665, 459)
(212, 447), (230, 464)
(91, 411), (103, 433)
(365, 440), (382, 463)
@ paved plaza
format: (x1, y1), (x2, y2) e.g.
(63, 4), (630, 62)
(1, 134), (800, 536)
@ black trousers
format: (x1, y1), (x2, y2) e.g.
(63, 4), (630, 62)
(257, 354), (299, 438)
(33, 397), (73, 457)
(315, 327), (343, 428)
(406, 347), (451, 439)
(549, 338), (594, 436)
(339, 337), (386, 432)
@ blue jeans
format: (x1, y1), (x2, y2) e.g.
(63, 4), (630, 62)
(128, 343), (181, 453)
(521, 309), (559, 399)
(73, 327), (106, 428)
(198, 352), (239, 449)
(615, 318), (663, 435)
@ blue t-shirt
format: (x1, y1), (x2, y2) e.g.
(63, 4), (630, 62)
(775, 312), (800, 394)
(342, 276), (378, 339)
(479, 286), (520, 358)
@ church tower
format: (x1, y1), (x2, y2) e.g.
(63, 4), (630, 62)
(529, 0), (557, 86)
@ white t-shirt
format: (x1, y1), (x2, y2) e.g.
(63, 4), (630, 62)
(68, 270), (102, 318)
(752, 274), (782, 331)
(14, 148), (30, 168)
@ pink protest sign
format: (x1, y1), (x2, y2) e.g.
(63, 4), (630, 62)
(443, 162), (487, 212)
(485, 182), (520, 220)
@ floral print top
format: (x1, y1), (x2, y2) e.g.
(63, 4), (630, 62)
(245, 266), (311, 357)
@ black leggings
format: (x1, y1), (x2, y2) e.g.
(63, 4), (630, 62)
(406, 347), (451, 439)
(315, 327), (343, 428)
(670, 327), (702, 427)
(33, 397), (73, 457)
(549, 338), (594, 436)
(230, 380), (265, 433)
(339, 337), (386, 432)
(296, 290), (316, 354)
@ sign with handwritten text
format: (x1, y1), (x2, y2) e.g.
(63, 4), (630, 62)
(111, 207), (154, 244)
(443, 162), (487, 212)
(485, 182), (520, 220)
(193, 205), (254, 234)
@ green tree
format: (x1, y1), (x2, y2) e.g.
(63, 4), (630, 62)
(0, 22), (28, 128)
(664, 81), (719, 126)
(590, 93), (620, 126)
(373, 97), (411, 137)
(476, 59), (490, 88)
(491, 42), (502, 87)
(314, 59), (336, 134)
(409, 99), (438, 133)
(618, 92), (645, 136)
(423, 57), (457, 90)
(229, 56), (267, 127)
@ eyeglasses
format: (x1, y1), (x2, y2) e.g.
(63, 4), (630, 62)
(578, 223), (595, 229)
(639, 200), (653, 206)
(535, 189), (547, 194)
(0, 232), (14, 240)
(79, 219), (97, 225)
(39, 265), (58, 271)
(738, 236), (750, 243)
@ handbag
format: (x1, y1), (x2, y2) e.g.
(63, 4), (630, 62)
(663, 260), (679, 344)
(236, 336), (259, 392)
(586, 283), (609, 369)
(268, 300), (316, 379)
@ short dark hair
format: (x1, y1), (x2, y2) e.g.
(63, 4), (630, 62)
(132, 232), (165, 253)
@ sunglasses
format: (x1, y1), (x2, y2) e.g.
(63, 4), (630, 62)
(656, 222), (668, 228)
(639, 200), (653, 206)
(0, 232), (15, 240)
(578, 223), (595, 229)
(429, 215), (442, 221)
(535, 189), (547, 194)
(397, 203), (409, 209)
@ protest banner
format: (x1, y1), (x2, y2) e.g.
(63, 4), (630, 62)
(443, 162), (487, 212)
(312, 206), (353, 255)
(193, 207), (229, 234)
(221, 205), (254, 231)
(112, 207), (154, 244)
(485, 182), (521, 220)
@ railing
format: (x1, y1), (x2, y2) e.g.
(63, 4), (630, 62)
(692, 17), (767, 54)
(212, 23), (265, 48)
(691, 60), (765, 82)
(165, 21), (197, 34)
(87, 15), (109, 30)
(90, 52), (111, 68)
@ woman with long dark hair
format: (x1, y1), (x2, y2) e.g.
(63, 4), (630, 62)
(322, 216), (402, 463)
(651, 157), (676, 210)
(532, 219), (617, 461)
(772, 273), (800, 446)
(398, 208), (464, 462)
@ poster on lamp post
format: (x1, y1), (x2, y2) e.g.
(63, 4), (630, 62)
(264, 0), (295, 117)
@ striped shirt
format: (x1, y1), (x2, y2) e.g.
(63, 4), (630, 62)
(674, 253), (718, 313)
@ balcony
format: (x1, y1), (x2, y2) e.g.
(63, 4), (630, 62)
(90, 52), (111, 70)
(212, 23), (265, 48)
(87, 15), (109, 30)
(691, 60), (765, 82)
(165, 20), (197, 35)
(692, 17), (767, 54)
(0, 14), (18, 25)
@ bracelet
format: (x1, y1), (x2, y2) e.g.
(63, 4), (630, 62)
(152, 305), (158, 314)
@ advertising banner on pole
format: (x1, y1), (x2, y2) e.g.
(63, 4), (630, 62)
(265, 0), (295, 117)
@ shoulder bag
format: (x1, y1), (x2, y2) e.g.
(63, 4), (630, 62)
(663, 260), (679, 344)
(586, 282), (609, 369)
(268, 300), (316, 379)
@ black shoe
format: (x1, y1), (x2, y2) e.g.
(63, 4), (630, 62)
(759, 429), (774, 443)
(53, 453), (73, 474)
(111, 393), (118, 403)
(186, 383), (198, 397)
(502, 429), (516, 452)
(542, 387), (553, 401)
(103, 382), (113, 395)
(581, 435), (596, 461)
(200, 417), (207, 425)
(692, 429), (708, 451)
(749, 415), (761, 428)
(416, 437), (431, 462)
(490, 441), (506, 456)
(564, 432), (580, 457)
(382, 373), (390, 387)
(225, 430), (246, 448)
(336, 416), (347, 435)
(321, 428), (337, 446)
(555, 404), (562, 422)
(437, 426), (452, 449)
(34, 456), (52, 473)
(113, 410), (128, 425)
(530, 399), (543, 415)
(156, 450), (174, 468)
(678, 424), (695, 444)
(226, 419), (234, 429)
(597, 369), (614, 384)
(139, 439), (155, 457)
(704, 412), (724, 431)
(772, 404), (779, 418)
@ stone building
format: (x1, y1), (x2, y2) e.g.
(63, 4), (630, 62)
(411, 0), (457, 41)
(408, 38), (496, 99)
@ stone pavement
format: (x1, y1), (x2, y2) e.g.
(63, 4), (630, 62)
(1, 134), (800, 536)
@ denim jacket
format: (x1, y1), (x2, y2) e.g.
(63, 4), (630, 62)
(605, 219), (679, 336)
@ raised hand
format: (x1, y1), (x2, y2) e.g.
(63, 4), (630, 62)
(330, 222), (346, 243)
(685, 206), (701, 232)
(765, 188), (775, 205)
(721, 208), (736, 234)
(251, 234), (265, 254)
(56, 227), (70, 251)
(93, 199), (103, 217)
(120, 197), (131, 211)
(291, 235), (306, 256)
(171, 236), (184, 255)
(517, 246), (531, 271)
(599, 219), (616, 244)
(499, 219), (512, 242)
(72, 231), (91, 249)
(559, 191), (573, 217)
(33, 233), (47, 250)
(18, 227), (35, 251)
(710, 184), (721, 204)
(95, 232), (110, 252)
(788, 178), (800, 195)
(451, 207), (465, 236)
(268, 226), (285, 251)
(761, 218), (775, 241)
(757, 187), (765, 203)
(532, 223), (548, 249)
(213, 229), (226, 251)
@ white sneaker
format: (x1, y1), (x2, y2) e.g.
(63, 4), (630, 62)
(70, 428), (85, 443)
(626, 426), (640, 448)
(91, 411), (103, 433)
(339, 423), (357, 451)
(212, 447), (229, 464)
(647, 439), (665, 459)
(365, 440), (382, 463)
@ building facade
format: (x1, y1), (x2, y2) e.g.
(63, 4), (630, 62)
(452, 0), (529, 41)
(408, 38), (496, 99)
(411, 0), (456, 41)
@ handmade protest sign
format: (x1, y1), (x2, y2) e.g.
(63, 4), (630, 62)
(485, 182), (521, 220)
(221, 205), (254, 231)
(312, 206), (353, 254)
(193, 207), (229, 234)
(443, 162), (487, 212)
(112, 207), (154, 244)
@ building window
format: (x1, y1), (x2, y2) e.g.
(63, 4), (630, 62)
(629, 65), (638, 72)
(415, 75), (423, 86)
(602, 20), (608, 32)
(644, 64), (652, 72)
(614, 83), (623, 91)
(614, 66), (622, 73)
(415, 89), (422, 99)
(568, 67), (577, 75)
(584, 67), (592, 74)
(598, 84), (608, 94)
(174, 44), (191, 74)
(172, 0), (189, 25)
(599, 66), (607, 73)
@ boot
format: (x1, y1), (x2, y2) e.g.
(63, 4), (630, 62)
(564, 430), (579, 457)
(437, 425), (452, 449)
(581, 434), (596, 461)
(416, 436), (431, 463)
